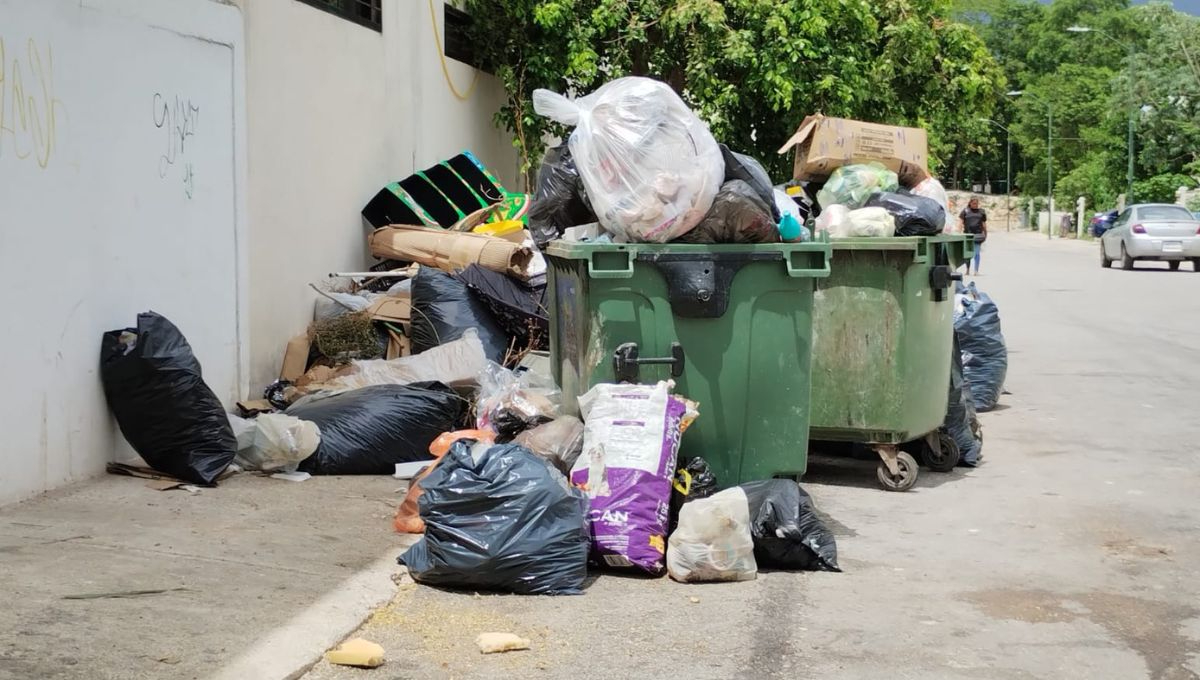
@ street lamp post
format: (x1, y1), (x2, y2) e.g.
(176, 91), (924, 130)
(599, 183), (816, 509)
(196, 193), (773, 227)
(1067, 25), (1136, 205)
(1007, 90), (1053, 239)
(979, 118), (1013, 231)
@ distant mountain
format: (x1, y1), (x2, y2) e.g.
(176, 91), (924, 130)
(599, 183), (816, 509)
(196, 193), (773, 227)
(1033, 0), (1199, 13)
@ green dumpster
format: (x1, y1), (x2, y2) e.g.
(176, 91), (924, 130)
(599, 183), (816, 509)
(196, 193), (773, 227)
(546, 240), (831, 486)
(808, 235), (973, 490)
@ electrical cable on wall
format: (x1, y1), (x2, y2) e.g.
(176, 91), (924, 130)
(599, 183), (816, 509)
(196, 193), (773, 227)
(429, 0), (479, 101)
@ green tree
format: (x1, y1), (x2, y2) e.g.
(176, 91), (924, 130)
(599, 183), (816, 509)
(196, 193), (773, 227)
(466, 0), (1004, 185)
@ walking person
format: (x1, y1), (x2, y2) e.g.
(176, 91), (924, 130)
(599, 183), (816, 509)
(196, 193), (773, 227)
(959, 197), (988, 275)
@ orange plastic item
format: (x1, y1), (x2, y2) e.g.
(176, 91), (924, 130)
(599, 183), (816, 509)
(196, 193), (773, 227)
(394, 429), (496, 534)
(428, 429), (495, 458)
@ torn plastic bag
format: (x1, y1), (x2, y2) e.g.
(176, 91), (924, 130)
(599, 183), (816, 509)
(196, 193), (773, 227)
(410, 267), (510, 363)
(571, 382), (686, 574)
(394, 429), (496, 534)
(286, 383), (463, 475)
(667, 487), (757, 583)
(720, 145), (780, 222)
(944, 334), (982, 466)
(673, 180), (780, 244)
(527, 143), (596, 246)
(864, 191), (945, 236)
(475, 362), (561, 437)
(398, 441), (590, 595)
(739, 480), (840, 572)
(234, 413), (321, 472)
(319, 329), (487, 392)
(954, 281), (1007, 411)
(454, 264), (548, 350)
(815, 162), (899, 210)
(668, 456), (719, 534)
(512, 415), (584, 475)
(533, 77), (724, 243)
(100, 312), (237, 485)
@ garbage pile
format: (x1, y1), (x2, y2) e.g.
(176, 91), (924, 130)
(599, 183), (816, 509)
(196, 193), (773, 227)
(777, 114), (954, 239)
(97, 74), (1018, 601)
(397, 380), (840, 594)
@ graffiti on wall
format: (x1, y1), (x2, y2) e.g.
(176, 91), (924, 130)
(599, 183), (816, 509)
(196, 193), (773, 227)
(153, 92), (199, 198)
(0, 37), (64, 169)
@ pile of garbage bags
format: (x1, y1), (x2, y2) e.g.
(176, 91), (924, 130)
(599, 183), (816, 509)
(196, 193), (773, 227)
(531, 76), (810, 246)
(393, 378), (839, 595)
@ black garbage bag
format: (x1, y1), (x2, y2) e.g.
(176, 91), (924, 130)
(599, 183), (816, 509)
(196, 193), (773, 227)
(399, 440), (590, 595)
(100, 312), (236, 485)
(527, 143), (596, 246)
(954, 281), (1007, 411)
(410, 267), (510, 363)
(864, 191), (946, 236)
(739, 480), (840, 572)
(287, 383), (462, 475)
(454, 264), (548, 350)
(668, 457), (719, 533)
(944, 334), (982, 466)
(719, 145), (781, 223)
(674, 180), (780, 244)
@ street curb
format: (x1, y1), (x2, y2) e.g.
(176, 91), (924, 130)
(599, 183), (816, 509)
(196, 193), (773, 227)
(207, 543), (412, 680)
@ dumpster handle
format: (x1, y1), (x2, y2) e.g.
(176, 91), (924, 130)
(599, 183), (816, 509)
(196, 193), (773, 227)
(586, 249), (636, 279)
(784, 249), (831, 278)
(912, 238), (930, 264)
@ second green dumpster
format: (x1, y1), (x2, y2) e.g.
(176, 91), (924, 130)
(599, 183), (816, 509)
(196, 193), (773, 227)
(809, 235), (973, 491)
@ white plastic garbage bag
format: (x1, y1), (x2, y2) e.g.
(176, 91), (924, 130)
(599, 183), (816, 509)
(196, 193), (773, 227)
(533, 77), (724, 243)
(817, 205), (895, 238)
(234, 413), (321, 472)
(667, 487), (757, 583)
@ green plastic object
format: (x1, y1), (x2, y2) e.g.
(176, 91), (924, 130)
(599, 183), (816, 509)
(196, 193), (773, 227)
(546, 239), (831, 485)
(809, 235), (974, 444)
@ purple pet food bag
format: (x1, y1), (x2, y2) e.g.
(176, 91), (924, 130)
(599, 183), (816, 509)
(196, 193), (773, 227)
(571, 382), (686, 574)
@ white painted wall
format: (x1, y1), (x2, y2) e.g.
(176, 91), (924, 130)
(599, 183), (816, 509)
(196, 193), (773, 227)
(0, 0), (248, 505)
(239, 0), (518, 391)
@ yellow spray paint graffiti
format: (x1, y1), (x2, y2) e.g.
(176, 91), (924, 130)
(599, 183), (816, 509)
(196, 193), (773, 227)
(0, 37), (64, 169)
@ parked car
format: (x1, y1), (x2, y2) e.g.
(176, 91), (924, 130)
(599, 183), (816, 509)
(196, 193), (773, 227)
(1100, 203), (1200, 271)
(1090, 210), (1118, 237)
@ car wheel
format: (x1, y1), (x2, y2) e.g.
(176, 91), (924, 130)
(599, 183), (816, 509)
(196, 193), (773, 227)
(1121, 243), (1135, 270)
(1169, 260), (1181, 271)
(1100, 242), (1113, 268)
(1193, 258), (1200, 272)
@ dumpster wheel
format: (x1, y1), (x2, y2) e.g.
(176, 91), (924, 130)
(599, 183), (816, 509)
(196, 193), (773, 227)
(920, 430), (960, 473)
(875, 446), (918, 492)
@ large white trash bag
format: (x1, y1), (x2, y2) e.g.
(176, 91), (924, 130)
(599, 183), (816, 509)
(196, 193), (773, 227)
(533, 77), (724, 243)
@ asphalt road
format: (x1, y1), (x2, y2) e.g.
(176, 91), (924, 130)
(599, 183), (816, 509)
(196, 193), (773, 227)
(302, 229), (1200, 680)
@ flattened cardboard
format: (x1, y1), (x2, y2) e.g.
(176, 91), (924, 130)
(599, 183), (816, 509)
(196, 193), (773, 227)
(368, 225), (534, 279)
(366, 295), (412, 325)
(778, 114), (929, 185)
(279, 334), (311, 382)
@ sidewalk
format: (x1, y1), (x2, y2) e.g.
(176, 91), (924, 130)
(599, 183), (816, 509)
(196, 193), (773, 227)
(0, 473), (409, 680)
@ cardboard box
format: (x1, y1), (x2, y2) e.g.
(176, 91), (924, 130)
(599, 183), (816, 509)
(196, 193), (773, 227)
(279, 334), (311, 382)
(778, 114), (929, 186)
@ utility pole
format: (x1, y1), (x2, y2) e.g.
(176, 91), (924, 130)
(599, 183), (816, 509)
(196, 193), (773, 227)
(1008, 91), (1053, 239)
(1068, 26), (1136, 203)
(979, 118), (1013, 231)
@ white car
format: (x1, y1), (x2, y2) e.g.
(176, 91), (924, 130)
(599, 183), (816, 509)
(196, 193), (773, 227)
(1100, 203), (1200, 271)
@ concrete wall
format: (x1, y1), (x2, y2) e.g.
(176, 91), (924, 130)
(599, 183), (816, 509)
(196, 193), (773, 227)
(0, 0), (248, 505)
(239, 0), (518, 391)
(0, 0), (513, 505)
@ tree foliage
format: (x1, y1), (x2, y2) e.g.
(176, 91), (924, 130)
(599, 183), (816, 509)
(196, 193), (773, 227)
(466, 0), (1005, 187)
(962, 0), (1200, 211)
